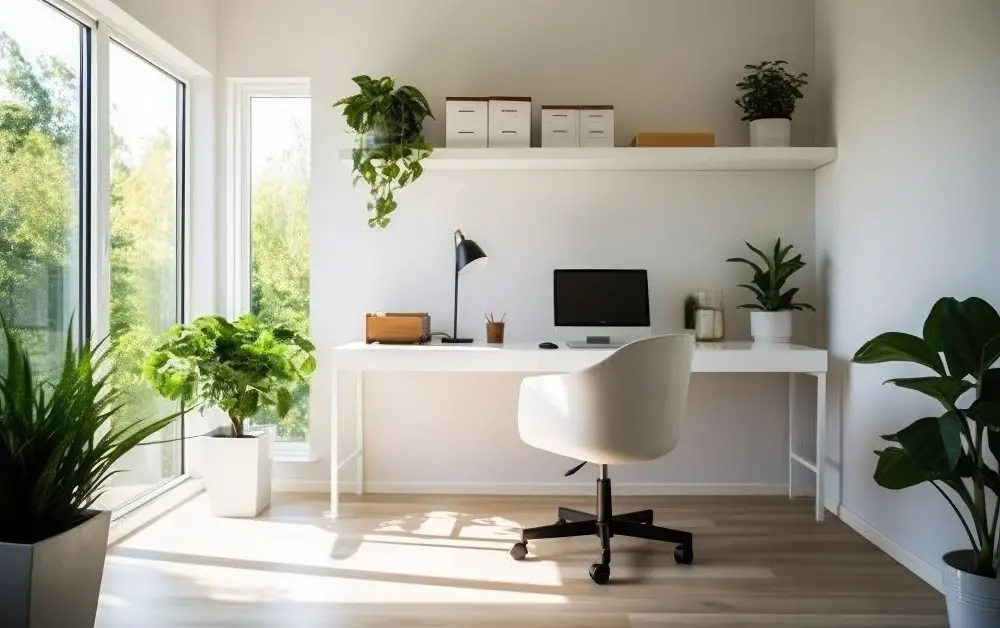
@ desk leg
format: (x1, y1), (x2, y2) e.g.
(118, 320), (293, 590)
(788, 373), (796, 499)
(356, 372), (364, 496)
(814, 372), (827, 522)
(330, 368), (339, 519)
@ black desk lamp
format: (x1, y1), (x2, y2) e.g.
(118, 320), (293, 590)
(442, 229), (487, 343)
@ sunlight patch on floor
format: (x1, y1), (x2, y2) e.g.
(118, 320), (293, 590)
(104, 555), (568, 605)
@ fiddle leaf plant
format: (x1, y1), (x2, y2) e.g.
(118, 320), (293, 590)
(334, 75), (434, 228)
(143, 314), (316, 439)
(853, 297), (1000, 578)
(735, 60), (808, 121)
(726, 238), (813, 311)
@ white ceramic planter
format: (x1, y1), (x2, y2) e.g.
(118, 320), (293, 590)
(0, 509), (111, 628)
(943, 550), (1000, 627)
(749, 118), (791, 147)
(201, 431), (272, 517)
(751, 311), (793, 343)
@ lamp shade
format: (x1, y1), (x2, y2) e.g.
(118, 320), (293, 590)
(455, 231), (487, 275)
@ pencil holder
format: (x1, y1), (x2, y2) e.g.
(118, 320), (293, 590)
(486, 321), (505, 344)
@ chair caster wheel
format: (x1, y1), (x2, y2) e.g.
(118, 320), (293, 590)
(556, 518), (567, 524)
(509, 542), (528, 561)
(674, 544), (693, 565)
(589, 563), (610, 584)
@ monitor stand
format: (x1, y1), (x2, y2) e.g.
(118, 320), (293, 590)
(566, 336), (624, 349)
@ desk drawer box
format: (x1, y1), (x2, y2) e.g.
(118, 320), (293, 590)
(578, 107), (615, 147)
(541, 106), (579, 147)
(489, 98), (531, 148)
(446, 98), (489, 148)
(365, 313), (431, 344)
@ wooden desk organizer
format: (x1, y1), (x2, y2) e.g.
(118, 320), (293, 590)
(365, 313), (431, 344)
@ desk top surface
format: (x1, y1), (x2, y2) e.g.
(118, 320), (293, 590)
(331, 340), (827, 373)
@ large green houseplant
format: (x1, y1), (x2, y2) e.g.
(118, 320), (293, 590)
(853, 297), (999, 624)
(0, 316), (183, 627)
(727, 238), (813, 343)
(334, 75), (434, 229)
(144, 314), (316, 517)
(735, 60), (808, 147)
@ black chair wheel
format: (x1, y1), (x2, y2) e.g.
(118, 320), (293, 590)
(589, 563), (610, 584)
(674, 544), (693, 565)
(556, 517), (567, 524)
(509, 542), (528, 561)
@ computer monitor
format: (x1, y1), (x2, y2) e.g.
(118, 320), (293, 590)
(553, 269), (651, 348)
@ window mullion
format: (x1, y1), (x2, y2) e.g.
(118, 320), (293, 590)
(89, 21), (111, 344)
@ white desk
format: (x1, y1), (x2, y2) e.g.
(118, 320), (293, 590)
(330, 341), (828, 520)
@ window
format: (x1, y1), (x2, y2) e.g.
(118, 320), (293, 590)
(99, 41), (186, 510)
(0, 0), (88, 375)
(235, 83), (311, 449)
(1, 0), (190, 513)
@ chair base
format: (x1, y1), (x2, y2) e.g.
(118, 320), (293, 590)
(509, 476), (694, 584)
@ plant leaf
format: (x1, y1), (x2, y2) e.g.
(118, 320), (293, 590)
(873, 447), (931, 490)
(884, 414), (962, 475)
(885, 376), (973, 408)
(853, 332), (945, 376)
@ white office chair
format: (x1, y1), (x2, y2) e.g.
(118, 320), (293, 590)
(509, 334), (695, 584)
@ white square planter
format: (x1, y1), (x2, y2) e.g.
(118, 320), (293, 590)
(0, 509), (111, 628)
(201, 431), (272, 517)
(749, 118), (791, 147)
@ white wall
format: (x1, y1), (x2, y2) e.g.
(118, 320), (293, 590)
(216, 0), (823, 490)
(815, 0), (1000, 572)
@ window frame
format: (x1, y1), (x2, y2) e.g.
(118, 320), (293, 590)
(227, 79), (314, 462)
(32, 0), (193, 515)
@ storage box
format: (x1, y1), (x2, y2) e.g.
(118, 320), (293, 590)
(541, 106), (579, 147)
(578, 106), (614, 147)
(446, 98), (489, 148)
(365, 313), (431, 344)
(488, 97), (531, 148)
(631, 132), (715, 147)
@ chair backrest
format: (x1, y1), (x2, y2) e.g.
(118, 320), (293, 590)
(517, 334), (695, 465)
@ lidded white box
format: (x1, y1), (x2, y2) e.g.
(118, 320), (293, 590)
(578, 106), (615, 147)
(488, 97), (531, 148)
(446, 97), (489, 148)
(541, 106), (579, 147)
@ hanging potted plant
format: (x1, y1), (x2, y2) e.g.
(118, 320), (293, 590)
(0, 317), (184, 628)
(735, 60), (808, 147)
(853, 297), (1000, 626)
(144, 314), (316, 517)
(726, 238), (813, 343)
(334, 75), (434, 228)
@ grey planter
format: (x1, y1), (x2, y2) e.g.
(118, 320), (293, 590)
(943, 550), (1000, 627)
(0, 510), (112, 628)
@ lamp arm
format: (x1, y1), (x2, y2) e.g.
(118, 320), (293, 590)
(452, 245), (460, 339)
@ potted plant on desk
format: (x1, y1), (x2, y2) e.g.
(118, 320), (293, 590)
(144, 314), (316, 517)
(334, 75), (434, 229)
(735, 60), (808, 147)
(727, 238), (813, 343)
(853, 297), (1000, 626)
(0, 317), (183, 628)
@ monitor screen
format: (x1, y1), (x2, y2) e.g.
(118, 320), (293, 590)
(554, 270), (650, 327)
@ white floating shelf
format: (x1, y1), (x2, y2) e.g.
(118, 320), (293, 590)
(338, 147), (836, 172)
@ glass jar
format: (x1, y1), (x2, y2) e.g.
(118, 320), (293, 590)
(694, 290), (725, 341)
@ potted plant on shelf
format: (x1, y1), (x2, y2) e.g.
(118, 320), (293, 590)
(0, 317), (183, 628)
(853, 297), (1000, 626)
(144, 314), (316, 517)
(726, 238), (813, 343)
(334, 75), (434, 229)
(735, 60), (808, 147)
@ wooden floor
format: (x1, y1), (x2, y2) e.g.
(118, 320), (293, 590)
(98, 492), (946, 627)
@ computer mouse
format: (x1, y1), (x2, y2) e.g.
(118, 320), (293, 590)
(539, 342), (559, 349)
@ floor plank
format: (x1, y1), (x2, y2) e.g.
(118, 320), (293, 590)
(96, 493), (946, 627)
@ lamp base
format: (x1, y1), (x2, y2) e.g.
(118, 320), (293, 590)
(441, 337), (474, 344)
